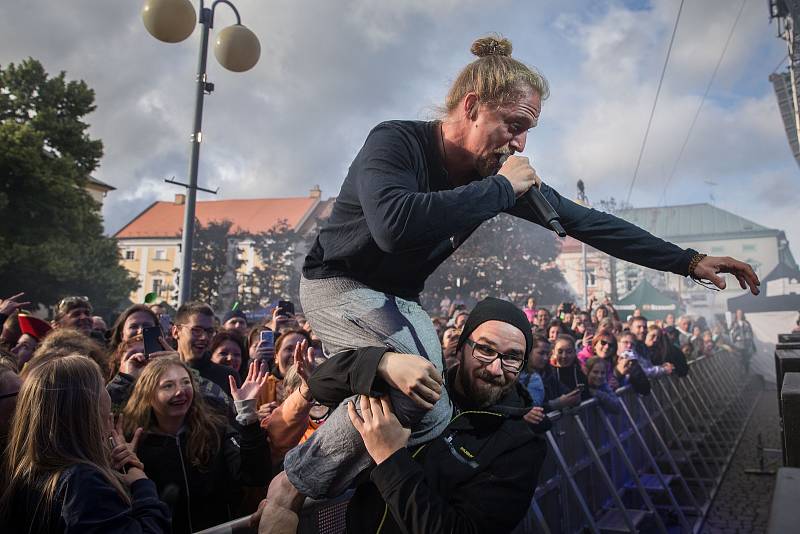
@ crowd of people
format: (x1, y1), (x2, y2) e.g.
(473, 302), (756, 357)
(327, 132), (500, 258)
(0, 288), (749, 533)
(0, 33), (766, 534)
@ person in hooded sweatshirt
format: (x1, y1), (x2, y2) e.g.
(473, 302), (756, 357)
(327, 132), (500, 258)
(122, 357), (270, 534)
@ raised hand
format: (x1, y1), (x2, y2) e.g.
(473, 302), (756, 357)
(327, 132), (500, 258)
(293, 339), (316, 384)
(0, 292), (31, 316)
(693, 255), (760, 295)
(110, 414), (147, 485)
(119, 349), (148, 379)
(347, 395), (411, 465)
(229, 360), (269, 402)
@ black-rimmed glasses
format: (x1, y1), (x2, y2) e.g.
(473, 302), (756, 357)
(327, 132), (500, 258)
(464, 338), (525, 373)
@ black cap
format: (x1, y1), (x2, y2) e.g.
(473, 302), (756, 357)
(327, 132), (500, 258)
(457, 297), (533, 365)
(223, 308), (247, 323)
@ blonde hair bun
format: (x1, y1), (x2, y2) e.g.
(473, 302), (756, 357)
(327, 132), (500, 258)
(471, 35), (513, 58)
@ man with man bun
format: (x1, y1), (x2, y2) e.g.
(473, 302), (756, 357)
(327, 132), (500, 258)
(259, 35), (761, 532)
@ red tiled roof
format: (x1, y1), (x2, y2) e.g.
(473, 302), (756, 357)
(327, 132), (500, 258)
(115, 197), (319, 239)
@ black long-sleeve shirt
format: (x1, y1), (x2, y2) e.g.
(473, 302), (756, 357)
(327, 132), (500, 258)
(304, 120), (696, 300)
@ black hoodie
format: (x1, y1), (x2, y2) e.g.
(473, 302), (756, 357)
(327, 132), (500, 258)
(308, 348), (548, 534)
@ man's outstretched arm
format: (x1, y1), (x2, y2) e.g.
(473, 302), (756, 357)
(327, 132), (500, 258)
(507, 184), (760, 294)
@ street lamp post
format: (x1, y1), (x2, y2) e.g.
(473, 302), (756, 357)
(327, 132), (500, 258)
(142, 0), (260, 305)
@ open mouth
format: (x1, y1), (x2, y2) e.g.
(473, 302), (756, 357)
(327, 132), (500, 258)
(168, 398), (188, 406)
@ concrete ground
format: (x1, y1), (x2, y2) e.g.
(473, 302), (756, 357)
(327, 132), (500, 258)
(701, 378), (781, 534)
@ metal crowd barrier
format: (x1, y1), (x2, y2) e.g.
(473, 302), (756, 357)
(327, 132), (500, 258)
(514, 350), (751, 534)
(199, 351), (751, 534)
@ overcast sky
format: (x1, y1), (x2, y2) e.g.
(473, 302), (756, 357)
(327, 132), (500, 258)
(3, 0), (799, 259)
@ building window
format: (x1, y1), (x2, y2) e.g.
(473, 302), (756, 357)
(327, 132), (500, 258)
(586, 267), (597, 287)
(742, 244), (757, 253)
(152, 279), (163, 294)
(124, 249), (135, 260)
(154, 249), (167, 260)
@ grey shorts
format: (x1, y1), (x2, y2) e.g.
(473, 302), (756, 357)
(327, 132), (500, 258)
(283, 276), (452, 499)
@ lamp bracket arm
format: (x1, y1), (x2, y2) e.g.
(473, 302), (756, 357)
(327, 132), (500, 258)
(205, 0), (242, 29)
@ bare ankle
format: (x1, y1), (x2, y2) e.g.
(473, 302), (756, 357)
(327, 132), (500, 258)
(268, 471), (306, 512)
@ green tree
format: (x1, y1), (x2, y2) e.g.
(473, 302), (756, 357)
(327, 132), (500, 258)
(0, 59), (136, 317)
(421, 214), (572, 312)
(242, 220), (302, 309)
(190, 219), (242, 307)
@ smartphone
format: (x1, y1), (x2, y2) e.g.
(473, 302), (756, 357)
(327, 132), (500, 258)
(260, 330), (274, 350)
(142, 325), (162, 358)
(277, 300), (295, 316)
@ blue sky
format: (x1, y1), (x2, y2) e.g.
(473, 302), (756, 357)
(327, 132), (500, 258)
(2, 0), (798, 258)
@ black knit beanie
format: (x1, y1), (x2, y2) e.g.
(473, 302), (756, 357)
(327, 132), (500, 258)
(223, 308), (247, 323)
(457, 297), (533, 365)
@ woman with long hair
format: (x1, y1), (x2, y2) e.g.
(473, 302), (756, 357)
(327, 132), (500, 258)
(108, 304), (159, 355)
(122, 357), (270, 533)
(549, 334), (589, 401)
(0, 355), (169, 532)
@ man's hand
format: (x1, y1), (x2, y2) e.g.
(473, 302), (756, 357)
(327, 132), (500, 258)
(0, 292), (31, 316)
(377, 352), (443, 410)
(498, 155), (541, 198)
(348, 395), (411, 465)
(693, 255), (760, 295)
(661, 362), (675, 375)
(229, 360), (269, 402)
(523, 406), (545, 425)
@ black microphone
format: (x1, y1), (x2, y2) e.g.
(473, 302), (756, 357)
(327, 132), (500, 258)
(499, 155), (567, 237)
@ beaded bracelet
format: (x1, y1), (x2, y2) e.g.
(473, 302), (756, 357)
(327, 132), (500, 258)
(688, 252), (707, 280)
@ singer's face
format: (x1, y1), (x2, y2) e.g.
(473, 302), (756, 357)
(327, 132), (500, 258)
(466, 87), (541, 178)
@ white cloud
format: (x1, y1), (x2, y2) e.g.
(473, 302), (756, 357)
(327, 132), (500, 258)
(2, 0), (797, 259)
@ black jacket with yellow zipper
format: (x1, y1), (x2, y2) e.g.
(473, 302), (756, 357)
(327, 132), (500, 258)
(308, 347), (549, 534)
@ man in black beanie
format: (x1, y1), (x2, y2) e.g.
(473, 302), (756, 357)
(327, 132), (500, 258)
(222, 308), (248, 337)
(258, 298), (548, 534)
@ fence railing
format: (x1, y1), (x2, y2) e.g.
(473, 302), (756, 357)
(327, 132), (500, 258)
(513, 350), (751, 534)
(198, 350), (752, 534)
